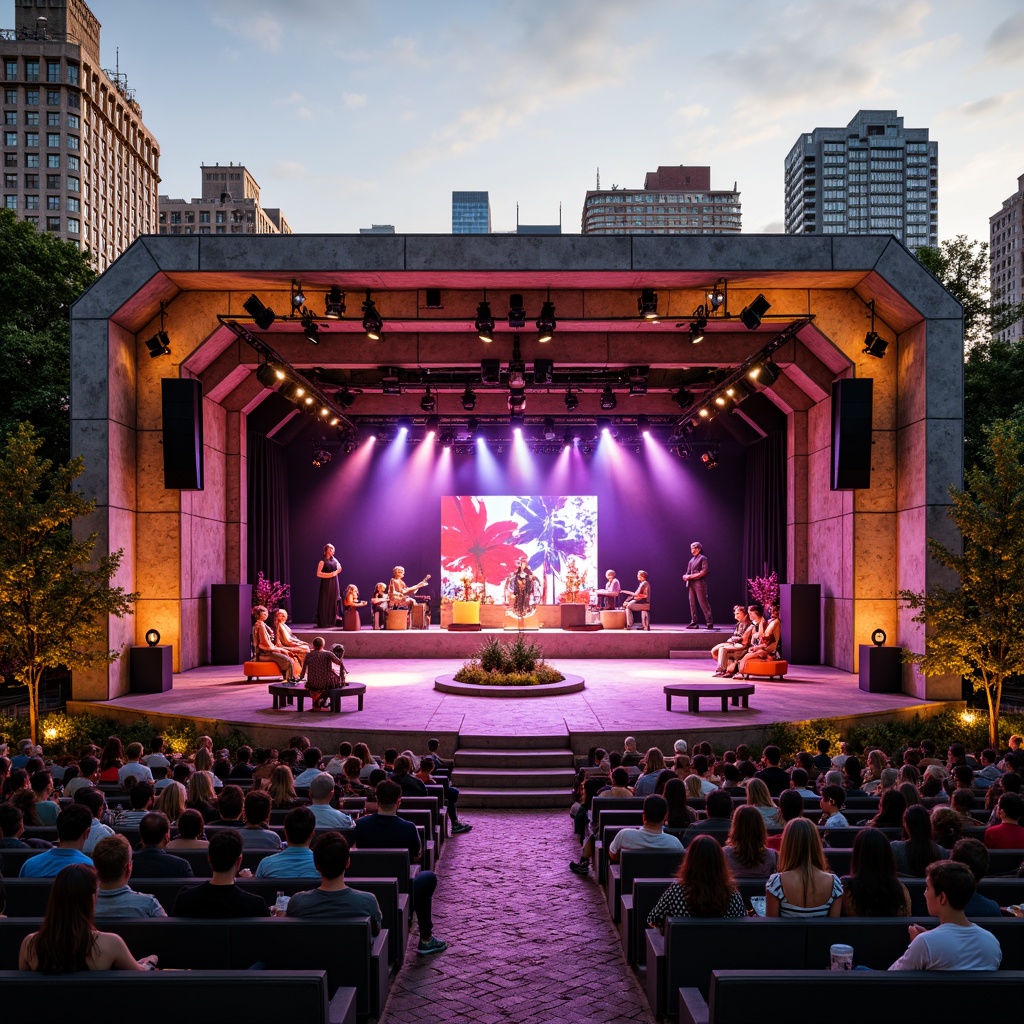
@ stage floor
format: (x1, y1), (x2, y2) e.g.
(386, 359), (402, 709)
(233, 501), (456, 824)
(72, 652), (961, 756)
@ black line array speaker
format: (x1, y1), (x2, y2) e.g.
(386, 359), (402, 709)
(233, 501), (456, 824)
(830, 378), (873, 490)
(161, 378), (205, 490)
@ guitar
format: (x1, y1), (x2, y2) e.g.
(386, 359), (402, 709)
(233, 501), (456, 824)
(404, 574), (431, 595)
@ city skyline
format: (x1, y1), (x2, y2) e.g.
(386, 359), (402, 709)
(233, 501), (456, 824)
(82, 0), (1023, 242)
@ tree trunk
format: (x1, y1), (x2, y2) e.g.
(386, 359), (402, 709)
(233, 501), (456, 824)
(27, 665), (41, 748)
(988, 678), (1003, 749)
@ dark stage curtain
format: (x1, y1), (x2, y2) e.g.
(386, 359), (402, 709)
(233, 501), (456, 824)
(247, 431), (290, 595)
(742, 430), (786, 591)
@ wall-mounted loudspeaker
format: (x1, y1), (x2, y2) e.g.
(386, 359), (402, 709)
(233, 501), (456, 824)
(161, 378), (205, 490)
(830, 378), (872, 490)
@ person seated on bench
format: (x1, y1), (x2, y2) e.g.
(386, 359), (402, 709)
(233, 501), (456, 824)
(766, 790), (804, 852)
(647, 835), (747, 931)
(949, 838), (1003, 918)
(19, 803), (93, 877)
(726, 602), (781, 677)
(606, 794), (683, 865)
(294, 748), (327, 788)
(818, 785), (849, 828)
(370, 582), (389, 629)
(353, 779), (447, 956)
(206, 784), (246, 828)
(132, 812), (194, 878)
(723, 805), (778, 879)
(682, 789), (736, 847)
(273, 608), (310, 674)
(19, 863), (159, 972)
(240, 790), (283, 851)
(255, 806), (318, 879)
(251, 604), (298, 681)
(983, 792), (1024, 848)
(287, 831), (383, 932)
(892, 804), (945, 877)
(711, 605), (754, 676)
(766, 817), (843, 918)
(888, 860), (1002, 971)
(839, 827), (911, 917)
(298, 637), (345, 710)
(307, 772), (354, 830)
(172, 829), (269, 919)
(93, 834), (167, 919)
(416, 756), (472, 834)
(165, 809), (208, 852)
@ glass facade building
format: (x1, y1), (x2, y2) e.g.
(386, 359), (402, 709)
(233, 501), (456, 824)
(452, 190), (490, 234)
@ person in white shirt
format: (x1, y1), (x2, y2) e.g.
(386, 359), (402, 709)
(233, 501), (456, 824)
(307, 772), (354, 830)
(141, 736), (171, 772)
(818, 785), (849, 829)
(607, 795), (684, 863)
(889, 860), (1001, 970)
(77, 787), (115, 855)
(117, 743), (154, 789)
(294, 748), (326, 788)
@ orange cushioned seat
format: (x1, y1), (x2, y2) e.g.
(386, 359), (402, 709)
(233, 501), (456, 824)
(741, 659), (788, 680)
(243, 660), (285, 682)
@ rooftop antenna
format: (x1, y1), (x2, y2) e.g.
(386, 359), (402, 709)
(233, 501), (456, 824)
(596, 167), (600, 190)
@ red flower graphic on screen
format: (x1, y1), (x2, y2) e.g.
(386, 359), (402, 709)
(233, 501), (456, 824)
(441, 496), (526, 585)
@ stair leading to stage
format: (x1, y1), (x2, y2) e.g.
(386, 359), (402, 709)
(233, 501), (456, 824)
(452, 735), (576, 808)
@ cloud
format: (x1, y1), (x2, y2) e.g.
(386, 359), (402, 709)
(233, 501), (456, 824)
(275, 91), (313, 121)
(272, 161), (307, 181)
(342, 93), (368, 109)
(673, 104), (711, 124)
(986, 11), (1024, 64)
(952, 93), (1018, 118)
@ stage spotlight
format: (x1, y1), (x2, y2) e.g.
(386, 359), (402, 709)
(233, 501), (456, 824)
(596, 416), (612, 435)
(420, 389), (436, 413)
(336, 388), (355, 409)
(397, 416), (413, 433)
(439, 428), (454, 448)
(534, 358), (554, 384)
(564, 390), (579, 412)
(508, 338), (527, 389)
(424, 415), (440, 434)
(281, 381), (306, 405)
(475, 301), (496, 343)
(748, 359), (781, 387)
(312, 447), (331, 468)
(291, 279), (306, 311)
(324, 287), (346, 319)
(329, 417), (340, 427)
(256, 362), (284, 388)
(507, 293), (527, 329)
(707, 280), (726, 311)
(508, 388), (527, 414)
(672, 387), (694, 409)
(361, 292), (384, 340)
(563, 428), (573, 447)
(701, 450), (719, 470)
(740, 293), (771, 329)
(628, 366), (649, 396)
(637, 289), (658, 320)
(536, 300), (556, 343)
(543, 417), (556, 440)
(145, 330), (171, 358)
(468, 417), (480, 438)
(863, 331), (888, 358)
(637, 415), (650, 434)
(600, 386), (617, 411)
(698, 406), (711, 420)
(689, 312), (707, 344)
(461, 387), (477, 411)
(381, 369), (402, 395)
(301, 312), (321, 345)
(243, 294), (277, 330)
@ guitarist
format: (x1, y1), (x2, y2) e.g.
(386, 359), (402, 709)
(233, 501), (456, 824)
(388, 566), (432, 626)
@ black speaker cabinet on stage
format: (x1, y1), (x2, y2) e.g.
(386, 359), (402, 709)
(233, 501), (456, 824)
(130, 645), (172, 694)
(212, 583), (253, 664)
(780, 583), (821, 665)
(830, 378), (873, 490)
(162, 378), (205, 490)
(859, 644), (903, 693)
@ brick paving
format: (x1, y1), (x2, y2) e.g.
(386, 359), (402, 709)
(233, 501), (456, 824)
(378, 808), (655, 1024)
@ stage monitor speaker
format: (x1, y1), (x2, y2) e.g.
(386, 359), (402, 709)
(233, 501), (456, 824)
(830, 378), (872, 490)
(162, 378), (205, 490)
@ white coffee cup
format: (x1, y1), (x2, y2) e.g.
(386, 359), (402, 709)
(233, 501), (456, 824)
(830, 943), (854, 970)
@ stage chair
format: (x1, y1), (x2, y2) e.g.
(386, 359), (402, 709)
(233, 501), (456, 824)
(342, 607), (361, 631)
(385, 609), (409, 630)
(243, 661), (286, 682)
(600, 609), (627, 629)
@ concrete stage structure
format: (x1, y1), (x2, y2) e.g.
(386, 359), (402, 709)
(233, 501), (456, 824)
(69, 233), (963, 715)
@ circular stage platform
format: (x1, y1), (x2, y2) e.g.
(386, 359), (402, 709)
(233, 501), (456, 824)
(433, 673), (585, 697)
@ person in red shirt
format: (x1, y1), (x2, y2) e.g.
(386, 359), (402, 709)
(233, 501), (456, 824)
(982, 793), (1024, 849)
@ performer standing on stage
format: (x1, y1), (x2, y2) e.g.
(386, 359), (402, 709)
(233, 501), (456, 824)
(682, 541), (715, 630)
(506, 556), (539, 621)
(315, 544), (342, 628)
(387, 566), (432, 625)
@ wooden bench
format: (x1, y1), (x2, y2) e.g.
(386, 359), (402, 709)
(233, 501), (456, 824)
(0, 970), (351, 1024)
(681, 970), (1024, 1024)
(243, 660), (285, 682)
(664, 682), (755, 713)
(269, 681), (366, 712)
(739, 658), (788, 680)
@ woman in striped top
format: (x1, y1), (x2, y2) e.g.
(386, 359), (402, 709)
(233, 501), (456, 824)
(765, 817), (843, 918)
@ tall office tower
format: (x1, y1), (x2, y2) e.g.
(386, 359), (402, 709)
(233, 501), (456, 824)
(159, 164), (292, 236)
(784, 110), (937, 247)
(1, 0), (161, 270)
(990, 172), (1024, 344)
(581, 166), (740, 235)
(452, 190), (490, 234)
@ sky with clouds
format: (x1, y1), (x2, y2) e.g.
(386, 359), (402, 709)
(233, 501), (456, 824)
(84, 0), (1024, 241)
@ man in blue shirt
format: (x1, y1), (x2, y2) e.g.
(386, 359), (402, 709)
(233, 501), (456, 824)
(93, 834), (167, 919)
(19, 803), (93, 877)
(256, 806), (318, 879)
(353, 780), (446, 956)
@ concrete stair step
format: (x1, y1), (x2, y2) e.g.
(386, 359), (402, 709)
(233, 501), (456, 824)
(452, 767), (577, 789)
(455, 748), (576, 769)
(457, 734), (571, 751)
(457, 788), (571, 808)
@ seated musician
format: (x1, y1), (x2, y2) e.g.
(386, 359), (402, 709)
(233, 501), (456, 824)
(387, 566), (432, 623)
(621, 570), (651, 630)
(596, 569), (622, 610)
(370, 582), (388, 630)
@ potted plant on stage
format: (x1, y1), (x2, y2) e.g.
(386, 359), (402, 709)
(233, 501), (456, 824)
(558, 558), (590, 628)
(452, 572), (483, 626)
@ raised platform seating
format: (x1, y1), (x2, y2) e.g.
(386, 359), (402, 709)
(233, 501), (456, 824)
(0, 970), (352, 1024)
(680, 970), (1024, 1024)
(648, 917), (1024, 1020)
(0, 917), (385, 1021)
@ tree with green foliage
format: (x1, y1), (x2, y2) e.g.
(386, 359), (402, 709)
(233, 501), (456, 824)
(963, 339), (1024, 471)
(0, 210), (95, 464)
(900, 417), (1024, 748)
(0, 422), (136, 745)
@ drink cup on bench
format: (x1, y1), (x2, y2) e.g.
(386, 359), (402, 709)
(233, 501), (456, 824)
(830, 944), (854, 970)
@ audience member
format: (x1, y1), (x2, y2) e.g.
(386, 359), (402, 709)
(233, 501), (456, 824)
(746, 779), (781, 828)
(64, 755), (99, 798)
(931, 806), (965, 850)
(171, 830), (269, 918)
(949, 838), (1002, 918)
(766, 817), (843, 918)
(723, 805), (778, 879)
(256, 806), (319, 878)
(606, 795), (683, 865)
(647, 836), (746, 930)
(97, 737), (124, 781)
(19, 804), (93, 877)
(240, 790), (282, 850)
(787, 769), (817, 800)
(324, 742), (354, 776)
(117, 743), (154, 789)
(754, 745), (789, 796)
(115, 781), (156, 828)
(154, 780), (187, 824)
(308, 772), (354, 830)
(682, 790), (735, 846)
(30, 770), (59, 826)
(75, 788), (115, 854)
(983, 793), (1024, 849)
(766, 790), (806, 852)
(662, 777), (695, 834)
(891, 804), (945, 877)
(866, 788), (907, 829)
(286, 832), (383, 931)
(294, 747), (325, 788)
(185, 771), (218, 821)
(634, 748), (667, 796)
(92, 834), (167, 919)
(131, 812), (194, 877)
(811, 739), (832, 772)
(141, 736), (170, 771)
(165, 808), (208, 850)
(840, 827), (911, 917)
(267, 765), (303, 809)
(207, 784), (246, 827)
(818, 785), (849, 828)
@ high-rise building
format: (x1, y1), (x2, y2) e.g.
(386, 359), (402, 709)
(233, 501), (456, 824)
(359, 223), (395, 234)
(784, 110), (937, 247)
(452, 190), (490, 234)
(990, 172), (1023, 345)
(158, 164), (291, 237)
(581, 166), (741, 235)
(1, 0), (160, 270)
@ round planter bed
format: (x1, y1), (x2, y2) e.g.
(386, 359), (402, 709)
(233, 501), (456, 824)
(433, 672), (585, 697)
